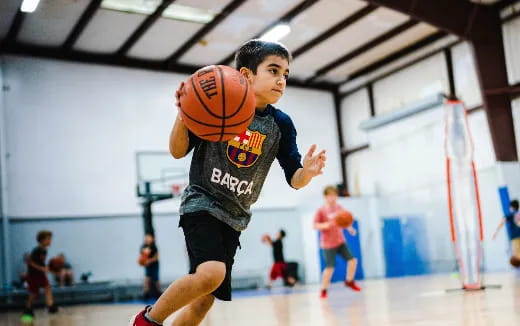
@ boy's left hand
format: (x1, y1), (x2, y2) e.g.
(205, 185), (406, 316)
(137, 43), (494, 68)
(302, 144), (326, 177)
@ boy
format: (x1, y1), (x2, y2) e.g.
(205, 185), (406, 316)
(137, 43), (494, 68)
(131, 39), (326, 325)
(49, 253), (74, 287)
(140, 233), (161, 299)
(262, 229), (296, 288)
(314, 186), (361, 299)
(492, 199), (520, 265)
(23, 230), (58, 318)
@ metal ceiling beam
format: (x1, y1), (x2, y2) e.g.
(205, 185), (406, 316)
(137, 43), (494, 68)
(503, 8), (520, 22)
(307, 18), (418, 82)
(165, 0), (248, 68)
(2, 8), (26, 47)
(116, 0), (176, 57)
(344, 30), (447, 82)
(495, 0), (520, 10)
(62, 0), (102, 50)
(444, 48), (455, 98)
(363, 0), (517, 161)
(363, 0), (495, 42)
(292, 4), (378, 59)
(472, 26), (517, 161)
(217, 0), (321, 65)
(2, 42), (336, 91)
(339, 36), (460, 98)
(333, 90), (348, 192)
(484, 82), (520, 98)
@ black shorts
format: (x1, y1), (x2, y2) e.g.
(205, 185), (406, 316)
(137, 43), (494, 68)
(179, 211), (241, 301)
(145, 263), (159, 282)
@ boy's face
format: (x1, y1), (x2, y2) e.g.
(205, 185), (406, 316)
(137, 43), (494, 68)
(325, 192), (338, 205)
(145, 235), (154, 244)
(40, 237), (52, 248)
(243, 55), (289, 108)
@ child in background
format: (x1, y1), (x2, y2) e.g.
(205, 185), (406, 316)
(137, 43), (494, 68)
(23, 230), (58, 319)
(314, 186), (361, 298)
(262, 229), (296, 288)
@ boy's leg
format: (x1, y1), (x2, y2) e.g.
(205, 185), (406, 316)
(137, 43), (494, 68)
(147, 212), (240, 324)
(337, 243), (357, 281)
(26, 293), (37, 310)
(172, 294), (215, 326)
(512, 238), (520, 259)
(346, 258), (358, 281)
(148, 261), (225, 322)
(321, 267), (334, 290)
(143, 276), (151, 297)
(321, 248), (336, 293)
(338, 243), (361, 291)
(268, 263), (278, 288)
(44, 284), (60, 312)
(25, 276), (39, 313)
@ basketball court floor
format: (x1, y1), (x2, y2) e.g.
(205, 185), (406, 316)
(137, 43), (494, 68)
(1, 272), (518, 326)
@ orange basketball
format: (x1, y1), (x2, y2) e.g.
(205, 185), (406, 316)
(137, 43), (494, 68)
(510, 256), (520, 268)
(179, 65), (256, 142)
(261, 234), (271, 243)
(138, 253), (148, 266)
(48, 257), (65, 273)
(335, 210), (354, 228)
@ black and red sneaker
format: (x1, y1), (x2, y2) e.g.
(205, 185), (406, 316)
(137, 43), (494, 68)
(320, 289), (327, 298)
(130, 306), (161, 326)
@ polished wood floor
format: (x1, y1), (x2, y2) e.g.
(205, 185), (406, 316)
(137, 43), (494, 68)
(1, 273), (519, 326)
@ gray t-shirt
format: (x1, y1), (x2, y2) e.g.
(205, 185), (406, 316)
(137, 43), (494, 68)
(180, 104), (302, 231)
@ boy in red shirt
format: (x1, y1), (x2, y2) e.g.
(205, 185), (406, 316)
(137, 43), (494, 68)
(314, 186), (361, 298)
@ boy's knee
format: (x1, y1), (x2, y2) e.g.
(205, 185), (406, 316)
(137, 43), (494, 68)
(191, 295), (215, 315)
(195, 261), (226, 292)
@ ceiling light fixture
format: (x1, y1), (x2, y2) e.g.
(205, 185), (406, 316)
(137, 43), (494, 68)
(21, 0), (40, 13)
(259, 23), (291, 42)
(101, 0), (217, 24)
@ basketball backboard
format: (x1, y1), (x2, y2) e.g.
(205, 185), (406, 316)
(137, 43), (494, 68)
(136, 151), (189, 198)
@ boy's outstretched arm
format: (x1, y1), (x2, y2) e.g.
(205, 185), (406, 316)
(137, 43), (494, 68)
(492, 218), (506, 240)
(291, 144), (326, 189)
(169, 82), (190, 159)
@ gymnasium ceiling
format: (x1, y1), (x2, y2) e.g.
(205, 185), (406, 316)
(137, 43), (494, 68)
(0, 0), (515, 90)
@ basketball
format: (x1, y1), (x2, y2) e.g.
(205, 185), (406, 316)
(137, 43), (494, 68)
(179, 65), (256, 142)
(510, 256), (520, 268)
(335, 210), (354, 228)
(138, 252), (148, 266)
(48, 257), (65, 273)
(261, 234), (271, 243)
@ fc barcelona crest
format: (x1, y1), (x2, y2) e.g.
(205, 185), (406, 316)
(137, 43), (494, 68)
(226, 129), (266, 168)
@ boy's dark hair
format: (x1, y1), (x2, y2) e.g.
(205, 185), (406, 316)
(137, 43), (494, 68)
(511, 199), (519, 210)
(323, 185), (338, 196)
(37, 230), (52, 243)
(235, 39), (291, 73)
(279, 229), (286, 238)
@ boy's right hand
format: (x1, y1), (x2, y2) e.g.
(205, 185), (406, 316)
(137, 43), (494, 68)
(175, 81), (185, 111)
